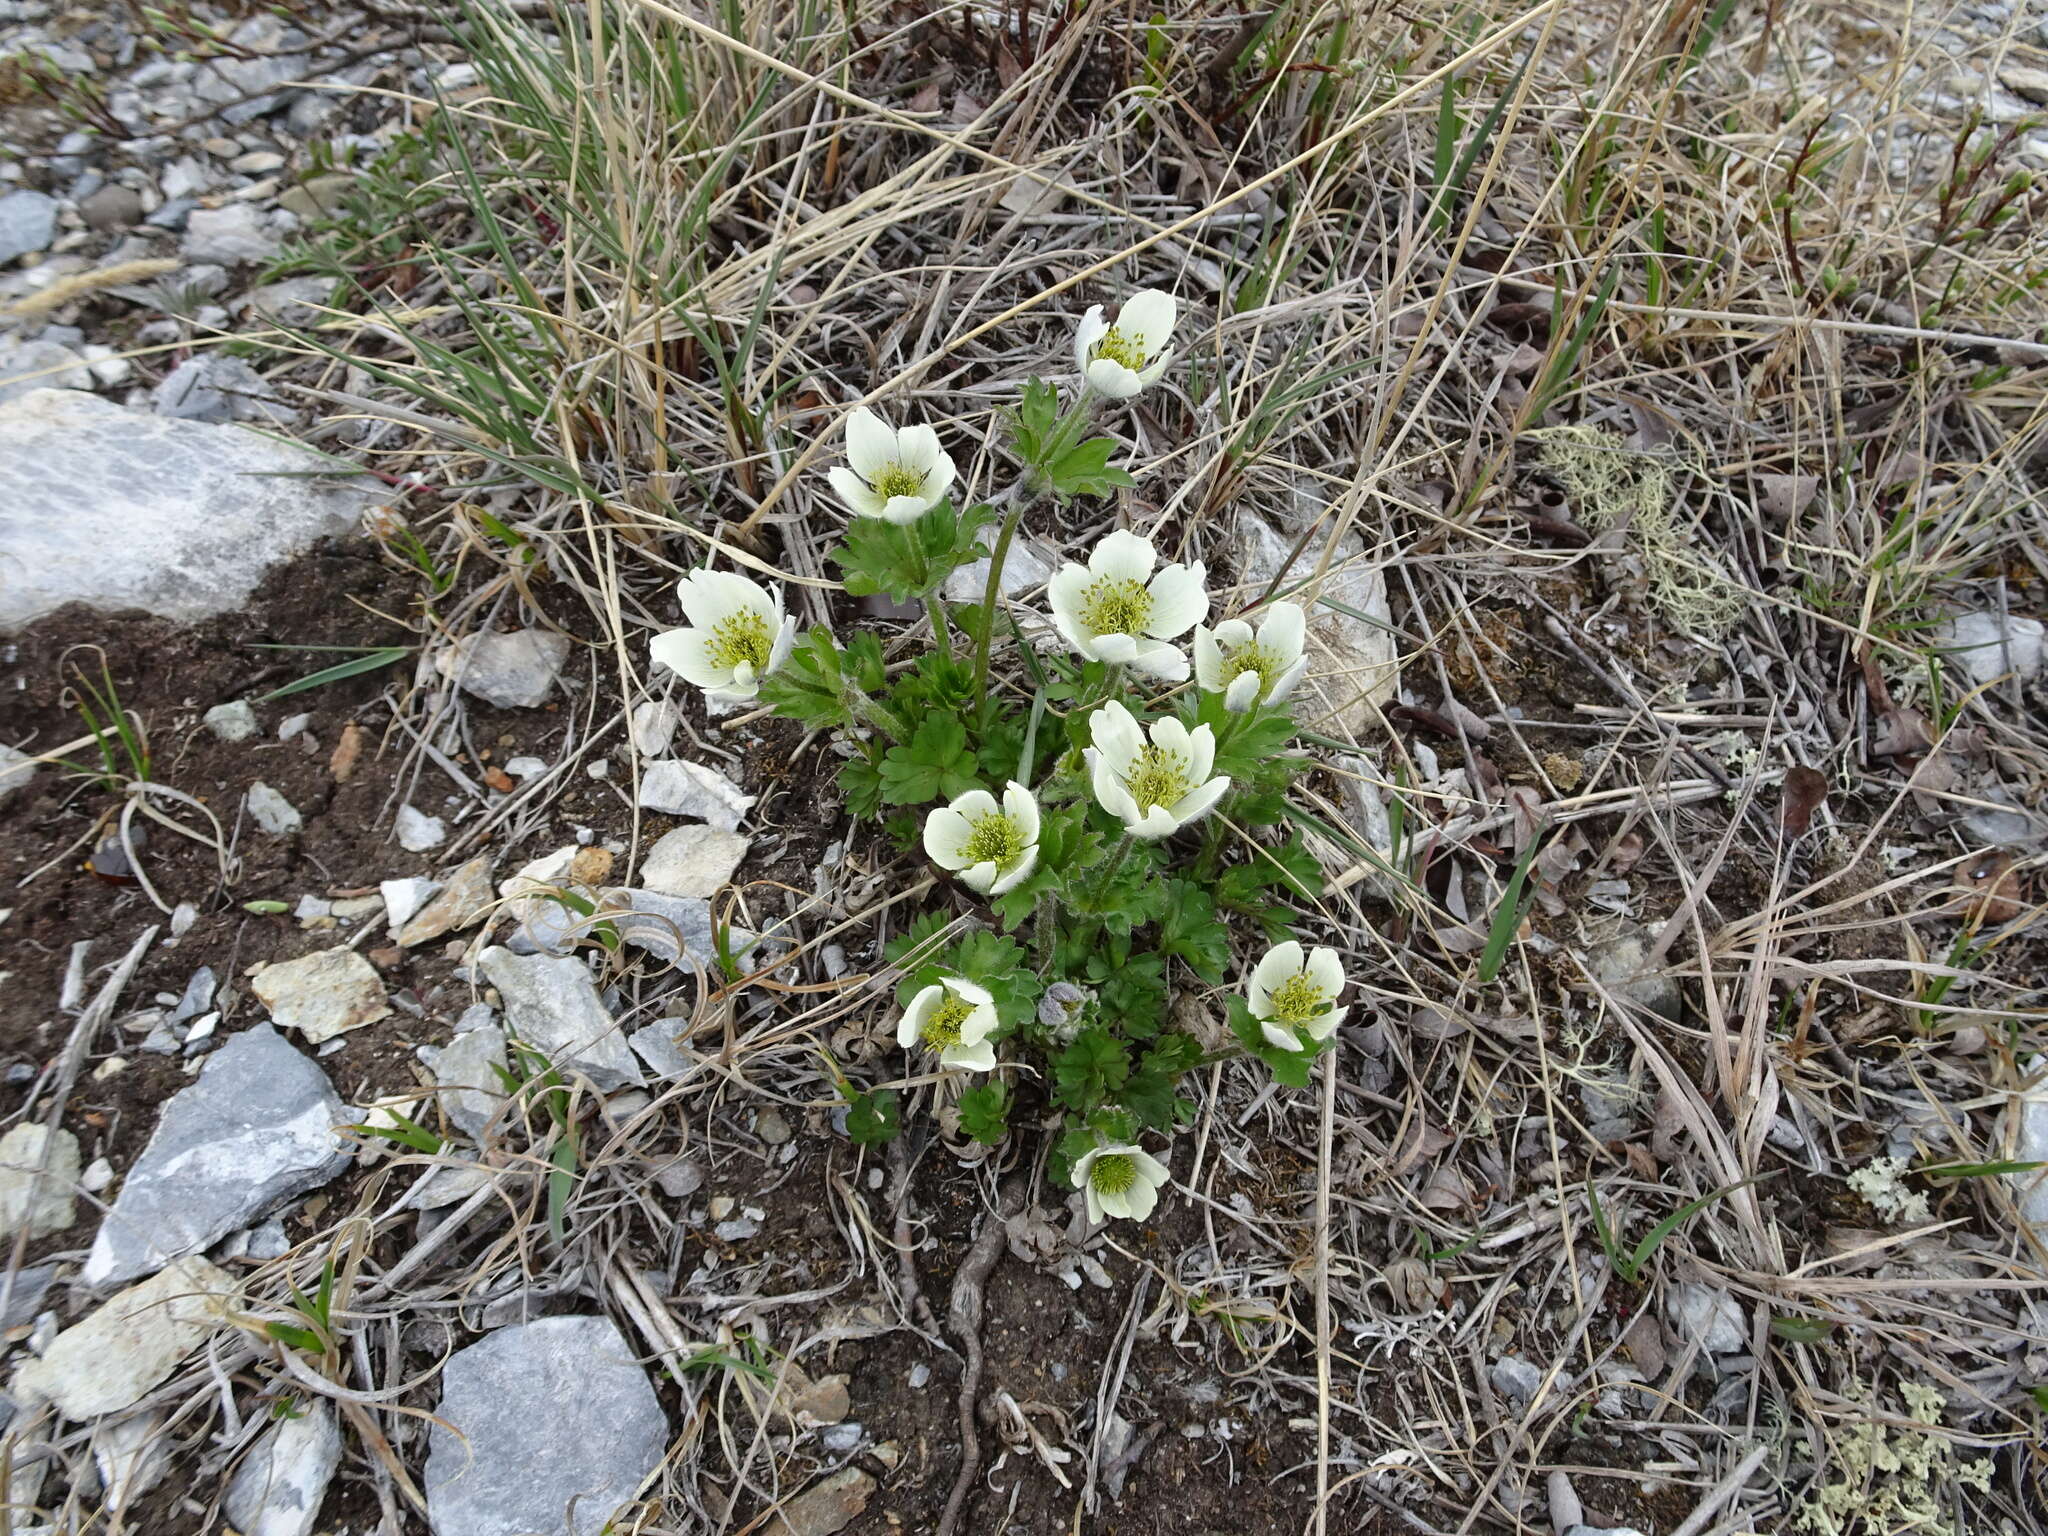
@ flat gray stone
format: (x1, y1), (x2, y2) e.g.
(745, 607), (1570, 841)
(640, 825), (749, 899)
(0, 390), (377, 631)
(14, 1258), (233, 1419)
(0, 339), (91, 407)
(0, 191), (59, 264)
(435, 629), (569, 709)
(477, 947), (642, 1090)
(225, 1401), (341, 1536)
(180, 204), (279, 264)
(0, 1124), (79, 1240)
(395, 856), (494, 947)
(83, 1024), (349, 1286)
(2009, 1058), (2048, 1238)
(1241, 512), (1399, 735)
(397, 804), (447, 851)
(0, 744), (37, 804)
(247, 781), (302, 836)
(420, 1024), (508, 1140)
(629, 1020), (695, 1082)
(1665, 1282), (1746, 1356)
(637, 760), (754, 830)
(251, 946), (390, 1043)
(1936, 609), (2046, 686)
(942, 535), (1054, 604)
(203, 700), (258, 742)
(152, 355), (288, 425)
(425, 1316), (667, 1536)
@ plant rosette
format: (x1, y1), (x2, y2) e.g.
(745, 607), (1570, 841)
(650, 568), (797, 703)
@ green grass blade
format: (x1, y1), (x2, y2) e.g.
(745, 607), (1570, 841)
(257, 647), (412, 703)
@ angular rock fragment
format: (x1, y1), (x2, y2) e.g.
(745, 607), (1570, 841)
(477, 948), (641, 1089)
(251, 947), (390, 1044)
(14, 1258), (233, 1419)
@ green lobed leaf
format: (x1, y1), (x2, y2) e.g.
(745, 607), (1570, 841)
(1157, 881), (1233, 983)
(958, 1083), (1011, 1146)
(1053, 1026), (1129, 1112)
(878, 715), (980, 805)
(830, 499), (993, 603)
(845, 1088), (901, 1145)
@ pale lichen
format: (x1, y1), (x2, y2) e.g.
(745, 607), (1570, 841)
(1846, 1155), (1932, 1226)
(1795, 1380), (1994, 1536)
(1535, 425), (1745, 637)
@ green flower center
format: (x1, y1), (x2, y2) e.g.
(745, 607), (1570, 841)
(707, 608), (773, 672)
(1079, 575), (1153, 636)
(1089, 1152), (1137, 1195)
(868, 462), (926, 500)
(1090, 324), (1149, 371)
(1125, 744), (1190, 813)
(961, 811), (1026, 869)
(1268, 972), (1332, 1023)
(920, 995), (975, 1050)
(1223, 643), (1281, 697)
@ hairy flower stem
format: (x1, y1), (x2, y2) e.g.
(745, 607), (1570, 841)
(970, 481), (1044, 708)
(926, 595), (953, 655)
(1033, 890), (1057, 971)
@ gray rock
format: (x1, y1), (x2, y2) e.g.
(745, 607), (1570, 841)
(0, 390), (376, 630)
(763, 1467), (876, 1536)
(1564, 1527), (1648, 1536)
(276, 172), (355, 221)
(0, 1264), (57, 1330)
(1935, 609), (2046, 686)
(425, 1316), (667, 1536)
(477, 948), (642, 1090)
(224, 1401), (340, 1536)
(379, 877), (440, 933)
(181, 204), (280, 264)
(0, 744), (37, 805)
(1489, 1354), (1544, 1406)
(82, 1024), (348, 1286)
(203, 699), (258, 742)
(1240, 512), (1399, 737)
(435, 629), (570, 709)
(78, 183), (144, 233)
(637, 759), (755, 830)
(152, 355), (288, 424)
(629, 1020), (695, 1082)
(421, 1024), (508, 1140)
(629, 699), (677, 757)
(14, 1257), (233, 1418)
(240, 276), (333, 327)
(640, 824), (750, 899)
(0, 191), (60, 264)
(608, 888), (724, 968)
(1586, 925), (1682, 1024)
(169, 966), (218, 1024)
(396, 803), (446, 851)
(0, 1124), (80, 1239)
(395, 856), (495, 946)
(251, 947), (390, 1044)
(942, 535), (1055, 604)
(1665, 1282), (1746, 1356)
(246, 781), (302, 835)
(0, 339), (93, 407)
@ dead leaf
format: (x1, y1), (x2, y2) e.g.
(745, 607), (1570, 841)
(1757, 473), (1820, 521)
(1620, 1309), (1668, 1378)
(1391, 1117), (1456, 1177)
(1780, 764), (1828, 837)
(483, 765), (514, 793)
(1957, 850), (2026, 923)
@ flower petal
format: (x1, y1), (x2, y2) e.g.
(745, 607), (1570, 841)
(1267, 655), (1308, 705)
(1090, 528), (1157, 585)
(1259, 600), (1307, 660)
(1148, 714), (1193, 761)
(1168, 774), (1228, 829)
(1120, 1172), (1161, 1222)
(943, 1039), (998, 1073)
(1085, 358), (1142, 398)
(923, 807), (974, 868)
(1306, 946), (1345, 1001)
(1131, 804), (1179, 840)
(1192, 626), (1223, 691)
(960, 860), (999, 893)
(956, 999), (999, 1044)
(1125, 638), (1189, 681)
(1089, 702), (1143, 774)
(1184, 722), (1216, 783)
(879, 493), (936, 525)
(950, 977), (995, 1008)
(1003, 782), (1040, 843)
(767, 615), (798, 677)
(924, 450), (957, 504)
(1089, 751), (1141, 826)
(900, 984), (941, 1049)
(1091, 631), (1141, 664)
(827, 466), (886, 519)
(989, 842), (1038, 895)
(843, 406), (896, 478)
(1082, 1183), (1105, 1225)
(1223, 670), (1261, 713)
(1074, 306), (1108, 373)
(649, 628), (725, 690)
(1261, 1020), (1304, 1052)
(895, 423), (943, 473)
(1143, 561), (1208, 639)
(1117, 289), (1177, 356)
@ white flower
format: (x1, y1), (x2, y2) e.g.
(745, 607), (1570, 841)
(1073, 1141), (1171, 1223)
(1075, 289), (1177, 399)
(1194, 601), (1309, 714)
(898, 976), (999, 1073)
(922, 781), (1041, 895)
(825, 405), (957, 524)
(1246, 940), (1347, 1052)
(1085, 700), (1230, 840)
(648, 568), (797, 703)
(1047, 529), (1207, 681)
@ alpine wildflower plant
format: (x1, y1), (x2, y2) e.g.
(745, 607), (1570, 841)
(731, 287), (1343, 1228)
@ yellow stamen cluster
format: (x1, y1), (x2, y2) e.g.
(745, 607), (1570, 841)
(1089, 1153), (1137, 1194)
(920, 995), (975, 1050)
(961, 812), (1025, 869)
(1079, 575), (1153, 636)
(1222, 643), (1280, 697)
(1090, 325), (1148, 371)
(868, 462), (926, 500)
(707, 609), (773, 671)
(1267, 972), (1331, 1023)
(1125, 745), (1189, 813)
